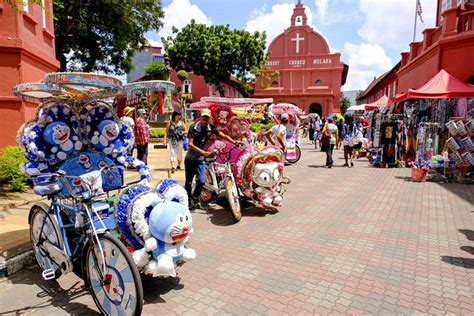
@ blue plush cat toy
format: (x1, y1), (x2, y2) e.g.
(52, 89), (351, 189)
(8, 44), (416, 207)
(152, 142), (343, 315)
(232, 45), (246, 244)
(132, 200), (196, 277)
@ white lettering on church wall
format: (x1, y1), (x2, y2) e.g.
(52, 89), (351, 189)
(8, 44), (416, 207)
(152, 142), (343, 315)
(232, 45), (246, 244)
(289, 60), (305, 67)
(266, 60), (280, 67)
(313, 58), (332, 65)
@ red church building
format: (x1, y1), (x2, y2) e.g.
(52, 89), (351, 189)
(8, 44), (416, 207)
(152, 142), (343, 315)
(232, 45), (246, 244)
(254, 1), (348, 116)
(0, 1), (59, 148)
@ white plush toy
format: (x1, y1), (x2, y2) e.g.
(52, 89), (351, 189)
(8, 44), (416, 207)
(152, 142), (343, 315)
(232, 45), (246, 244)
(252, 161), (284, 207)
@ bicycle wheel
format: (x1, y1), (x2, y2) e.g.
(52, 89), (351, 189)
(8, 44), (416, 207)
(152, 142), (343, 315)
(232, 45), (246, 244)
(30, 204), (63, 279)
(225, 177), (241, 222)
(199, 170), (215, 204)
(286, 144), (301, 164)
(86, 233), (143, 316)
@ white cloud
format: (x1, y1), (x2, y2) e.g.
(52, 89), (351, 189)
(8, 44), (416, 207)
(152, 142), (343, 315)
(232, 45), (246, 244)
(147, 0), (212, 47)
(342, 42), (392, 91)
(357, 0), (437, 50)
(315, 0), (329, 22)
(245, 3), (316, 48)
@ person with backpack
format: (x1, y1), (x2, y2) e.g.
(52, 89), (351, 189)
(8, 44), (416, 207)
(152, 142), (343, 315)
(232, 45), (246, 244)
(341, 115), (357, 167)
(321, 118), (339, 168)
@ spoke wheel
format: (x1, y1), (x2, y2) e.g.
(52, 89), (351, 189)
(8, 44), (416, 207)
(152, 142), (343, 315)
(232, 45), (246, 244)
(86, 234), (143, 316)
(30, 206), (63, 279)
(199, 170), (215, 203)
(225, 178), (241, 222)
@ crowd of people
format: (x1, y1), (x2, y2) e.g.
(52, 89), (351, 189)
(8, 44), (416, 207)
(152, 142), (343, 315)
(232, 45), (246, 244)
(121, 106), (368, 209)
(306, 114), (367, 168)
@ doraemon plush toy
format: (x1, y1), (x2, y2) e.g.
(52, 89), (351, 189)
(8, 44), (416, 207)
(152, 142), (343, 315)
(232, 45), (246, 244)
(43, 121), (82, 160)
(91, 120), (119, 155)
(132, 201), (196, 277)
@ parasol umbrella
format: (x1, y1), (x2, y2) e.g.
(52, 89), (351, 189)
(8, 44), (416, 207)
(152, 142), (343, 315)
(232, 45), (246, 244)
(346, 104), (366, 112)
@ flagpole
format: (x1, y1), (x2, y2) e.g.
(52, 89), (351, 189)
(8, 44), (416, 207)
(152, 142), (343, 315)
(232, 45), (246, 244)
(413, 0), (418, 42)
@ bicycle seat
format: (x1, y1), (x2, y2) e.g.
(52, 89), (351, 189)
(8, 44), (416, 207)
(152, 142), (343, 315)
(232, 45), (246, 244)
(33, 182), (62, 196)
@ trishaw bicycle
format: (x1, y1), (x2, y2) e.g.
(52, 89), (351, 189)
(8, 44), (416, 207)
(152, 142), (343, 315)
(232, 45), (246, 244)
(29, 167), (143, 315)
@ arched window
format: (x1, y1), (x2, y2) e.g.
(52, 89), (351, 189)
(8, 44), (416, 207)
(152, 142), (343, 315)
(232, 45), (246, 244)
(315, 80), (322, 86)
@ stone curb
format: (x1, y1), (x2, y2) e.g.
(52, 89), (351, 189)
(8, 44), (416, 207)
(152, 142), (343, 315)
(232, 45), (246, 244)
(0, 250), (35, 278)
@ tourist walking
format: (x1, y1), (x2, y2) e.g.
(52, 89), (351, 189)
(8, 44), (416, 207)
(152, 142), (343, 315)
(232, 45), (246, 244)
(342, 116), (357, 167)
(313, 116), (323, 149)
(165, 111), (186, 173)
(135, 108), (150, 165)
(322, 118), (338, 168)
(336, 118), (344, 149)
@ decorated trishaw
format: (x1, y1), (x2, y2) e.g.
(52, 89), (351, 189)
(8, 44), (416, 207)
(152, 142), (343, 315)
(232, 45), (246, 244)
(269, 103), (304, 164)
(190, 97), (290, 222)
(14, 73), (195, 315)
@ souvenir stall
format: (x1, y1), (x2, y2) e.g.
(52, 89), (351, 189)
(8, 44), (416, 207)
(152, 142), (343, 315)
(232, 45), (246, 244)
(363, 96), (403, 168)
(394, 69), (474, 182)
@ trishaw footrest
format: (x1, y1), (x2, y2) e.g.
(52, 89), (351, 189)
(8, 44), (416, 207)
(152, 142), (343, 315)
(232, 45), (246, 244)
(42, 269), (56, 280)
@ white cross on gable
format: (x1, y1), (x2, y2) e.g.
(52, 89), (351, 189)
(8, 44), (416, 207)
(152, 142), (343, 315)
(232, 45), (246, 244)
(291, 33), (305, 53)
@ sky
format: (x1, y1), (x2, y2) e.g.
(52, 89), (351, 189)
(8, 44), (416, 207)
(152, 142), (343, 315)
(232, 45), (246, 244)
(146, 0), (438, 92)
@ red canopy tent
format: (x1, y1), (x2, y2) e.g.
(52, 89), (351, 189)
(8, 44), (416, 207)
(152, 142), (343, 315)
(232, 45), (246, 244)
(395, 69), (474, 102)
(365, 95), (393, 110)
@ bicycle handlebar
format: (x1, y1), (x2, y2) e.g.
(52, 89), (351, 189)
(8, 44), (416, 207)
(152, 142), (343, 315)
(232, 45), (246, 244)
(33, 165), (124, 200)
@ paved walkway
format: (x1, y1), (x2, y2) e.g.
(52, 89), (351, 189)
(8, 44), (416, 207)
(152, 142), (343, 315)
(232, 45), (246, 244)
(1, 143), (473, 315)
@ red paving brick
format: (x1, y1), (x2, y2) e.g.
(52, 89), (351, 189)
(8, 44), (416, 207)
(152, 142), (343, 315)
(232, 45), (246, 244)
(0, 143), (473, 315)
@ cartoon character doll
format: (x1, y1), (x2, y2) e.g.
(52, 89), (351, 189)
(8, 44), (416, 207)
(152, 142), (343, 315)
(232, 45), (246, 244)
(43, 121), (82, 160)
(91, 120), (119, 155)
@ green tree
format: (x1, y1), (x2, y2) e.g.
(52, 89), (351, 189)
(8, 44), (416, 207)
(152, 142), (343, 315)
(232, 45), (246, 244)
(163, 20), (267, 96)
(53, 0), (164, 74)
(340, 96), (351, 114)
(144, 62), (170, 80)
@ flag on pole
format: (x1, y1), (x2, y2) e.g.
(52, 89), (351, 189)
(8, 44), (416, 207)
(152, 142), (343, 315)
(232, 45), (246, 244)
(416, 0), (424, 24)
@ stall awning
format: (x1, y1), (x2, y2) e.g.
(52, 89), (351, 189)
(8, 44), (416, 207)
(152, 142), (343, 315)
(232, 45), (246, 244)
(347, 104), (367, 111)
(395, 69), (474, 102)
(365, 95), (392, 110)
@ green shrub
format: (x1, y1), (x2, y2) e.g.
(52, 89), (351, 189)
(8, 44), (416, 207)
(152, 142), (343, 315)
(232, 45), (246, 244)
(144, 62), (170, 80)
(176, 70), (189, 82)
(0, 146), (28, 191)
(149, 128), (166, 138)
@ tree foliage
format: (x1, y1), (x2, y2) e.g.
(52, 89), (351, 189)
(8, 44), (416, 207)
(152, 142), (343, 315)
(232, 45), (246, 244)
(340, 96), (351, 114)
(53, 0), (164, 74)
(163, 20), (267, 94)
(144, 62), (170, 80)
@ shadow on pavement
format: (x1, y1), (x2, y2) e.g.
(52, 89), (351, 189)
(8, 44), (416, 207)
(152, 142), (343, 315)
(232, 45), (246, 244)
(459, 229), (474, 241)
(141, 275), (184, 304)
(197, 198), (278, 226)
(441, 229), (474, 269)
(1, 266), (98, 315)
(441, 256), (474, 269)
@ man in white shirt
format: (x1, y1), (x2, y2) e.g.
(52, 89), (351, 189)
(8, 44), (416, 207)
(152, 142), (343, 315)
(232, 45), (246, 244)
(265, 113), (289, 152)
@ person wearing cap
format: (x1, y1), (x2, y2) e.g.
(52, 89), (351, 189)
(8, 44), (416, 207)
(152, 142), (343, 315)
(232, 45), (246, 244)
(184, 108), (241, 210)
(121, 106), (136, 156)
(135, 108), (150, 165)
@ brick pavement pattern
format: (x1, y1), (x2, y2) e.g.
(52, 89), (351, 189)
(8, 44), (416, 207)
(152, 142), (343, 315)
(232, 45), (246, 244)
(1, 143), (473, 315)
